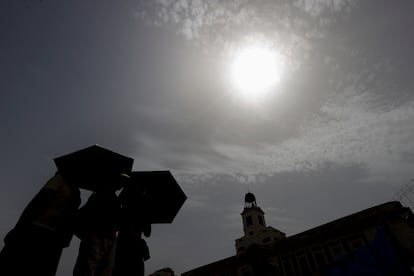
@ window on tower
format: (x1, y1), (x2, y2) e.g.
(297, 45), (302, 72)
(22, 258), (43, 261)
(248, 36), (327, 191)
(246, 215), (253, 226)
(258, 215), (264, 225)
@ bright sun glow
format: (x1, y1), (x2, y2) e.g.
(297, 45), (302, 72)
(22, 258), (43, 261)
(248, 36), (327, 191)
(230, 46), (283, 102)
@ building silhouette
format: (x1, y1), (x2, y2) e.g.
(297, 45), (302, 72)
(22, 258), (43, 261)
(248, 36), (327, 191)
(182, 193), (414, 275)
(235, 192), (286, 256)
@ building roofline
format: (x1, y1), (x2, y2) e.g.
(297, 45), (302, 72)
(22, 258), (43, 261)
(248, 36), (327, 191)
(273, 201), (407, 251)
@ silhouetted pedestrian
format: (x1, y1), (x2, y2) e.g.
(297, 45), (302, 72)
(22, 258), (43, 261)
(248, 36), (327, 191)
(112, 185), (151, 276)
(0, 173), (81, 276)
(73, 186), (121, 276)
(112, 225), (150, 276)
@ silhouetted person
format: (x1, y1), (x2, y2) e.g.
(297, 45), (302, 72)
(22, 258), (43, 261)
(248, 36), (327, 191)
(112, 183), (151, 276)
(73, 185), (121, 276)
(112, 225), (150, 276)
(0, 173), (81, 276)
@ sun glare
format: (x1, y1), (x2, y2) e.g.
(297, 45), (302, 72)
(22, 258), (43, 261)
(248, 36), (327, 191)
(230, 46), (283, 102)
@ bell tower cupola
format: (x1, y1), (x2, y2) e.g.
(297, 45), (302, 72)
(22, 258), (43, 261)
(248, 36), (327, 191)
(245, 192), (257, 208)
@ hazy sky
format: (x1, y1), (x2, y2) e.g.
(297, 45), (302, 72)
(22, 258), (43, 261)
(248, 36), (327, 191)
(1, 0), (414, 275)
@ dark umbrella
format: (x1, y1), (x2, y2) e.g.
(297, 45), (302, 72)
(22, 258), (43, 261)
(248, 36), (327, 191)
(54, 145), (134, 191)
(120, 171), (187, 224)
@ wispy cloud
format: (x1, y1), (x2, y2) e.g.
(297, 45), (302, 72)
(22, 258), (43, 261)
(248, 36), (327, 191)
(131, 0), (414, 184)
(135, 0), (331, 71)
(213, 89), (414, 177)
(294, 0), (357, 16)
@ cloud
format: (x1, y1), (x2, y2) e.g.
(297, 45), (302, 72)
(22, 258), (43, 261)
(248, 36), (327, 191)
(127, 1), (414, 184)
(212, 88), (414, 178)
(135, 0), (327, 72)
(134, 0), (357, 52)
(294, 0), (357, 16)
(155, 76), (414, 183)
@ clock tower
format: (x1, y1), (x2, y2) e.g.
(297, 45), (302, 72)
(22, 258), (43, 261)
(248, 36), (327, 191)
(235, 192), (286, 255)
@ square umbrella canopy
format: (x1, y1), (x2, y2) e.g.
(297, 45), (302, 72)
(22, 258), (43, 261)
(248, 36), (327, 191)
(54, 145), (134, 192)
(120, 171), (187, 224)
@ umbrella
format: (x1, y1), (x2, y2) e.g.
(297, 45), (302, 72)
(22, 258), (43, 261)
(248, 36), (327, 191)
(54, 145), (134, 191)
(121, 171), (187, 224)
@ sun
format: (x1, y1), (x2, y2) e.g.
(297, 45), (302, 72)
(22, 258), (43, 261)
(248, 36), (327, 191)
(230, 46), (283, 102)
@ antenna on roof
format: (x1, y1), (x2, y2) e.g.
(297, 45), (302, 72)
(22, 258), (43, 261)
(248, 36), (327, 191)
(393, 178), (414, 211)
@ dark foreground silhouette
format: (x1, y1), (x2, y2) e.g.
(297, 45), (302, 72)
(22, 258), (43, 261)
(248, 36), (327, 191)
(0, 174), (80, 276)
(0, 145), (186, 276)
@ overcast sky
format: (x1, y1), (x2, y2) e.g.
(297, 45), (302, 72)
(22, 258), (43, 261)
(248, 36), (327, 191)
(1, 0), (414, 275)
